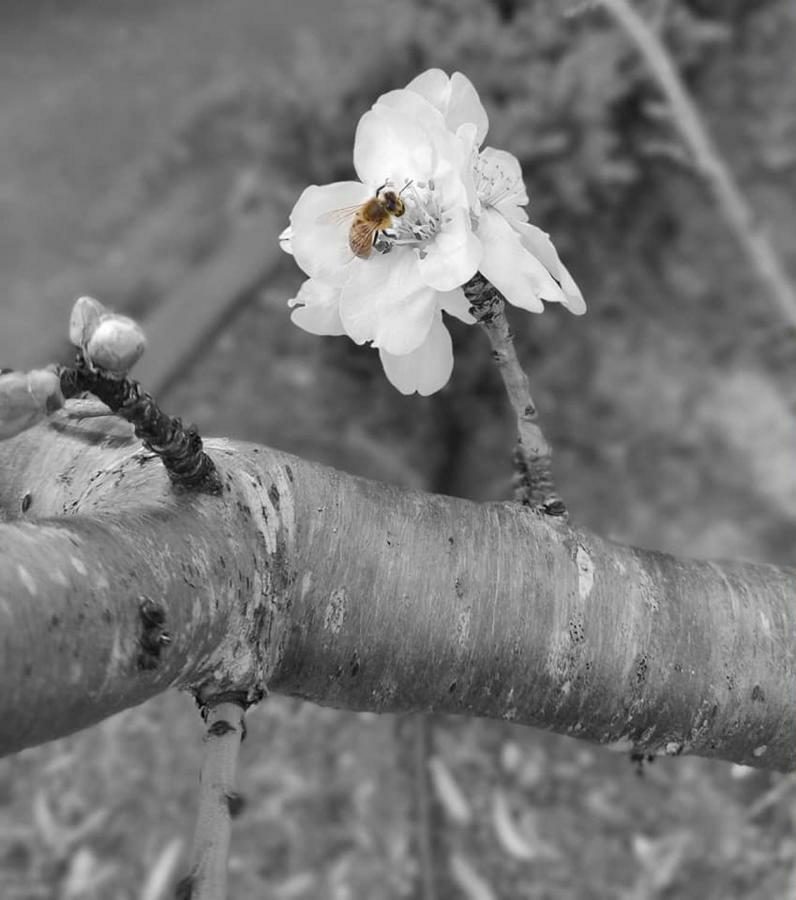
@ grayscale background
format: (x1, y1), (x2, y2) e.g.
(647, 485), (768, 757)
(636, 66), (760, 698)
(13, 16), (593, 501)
(1, 1), (794, 897)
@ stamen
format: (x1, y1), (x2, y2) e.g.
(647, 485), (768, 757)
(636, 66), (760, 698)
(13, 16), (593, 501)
(474, 154), (526, 213)
(369, 176), (452, 257)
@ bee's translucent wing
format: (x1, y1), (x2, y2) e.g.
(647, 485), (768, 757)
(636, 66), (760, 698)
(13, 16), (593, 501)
(317, 204), (362, 226)
(349, 219), (380, 258)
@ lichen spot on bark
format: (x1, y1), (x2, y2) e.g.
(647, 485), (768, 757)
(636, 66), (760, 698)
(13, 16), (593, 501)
(455, 607), (471, 648)
(575, 544), (594, 602)
(637, 564), (660, 613)
(323, 588), (347, 634)
(605, 736), (634, 753)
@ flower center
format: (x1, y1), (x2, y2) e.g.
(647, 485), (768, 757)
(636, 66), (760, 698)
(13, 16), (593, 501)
(374, 181), (448, 259)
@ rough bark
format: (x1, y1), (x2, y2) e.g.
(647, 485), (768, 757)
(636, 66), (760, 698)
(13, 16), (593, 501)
(0, 411), (794, 770)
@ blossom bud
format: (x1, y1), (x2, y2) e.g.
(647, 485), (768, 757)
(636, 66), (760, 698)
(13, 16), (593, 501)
(69, 295), (108, 349)
(85, 315), (147, 374)
(0, 368), (64, 441)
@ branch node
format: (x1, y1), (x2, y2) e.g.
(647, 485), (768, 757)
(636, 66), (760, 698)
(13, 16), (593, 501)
(137, 596), (172, 671)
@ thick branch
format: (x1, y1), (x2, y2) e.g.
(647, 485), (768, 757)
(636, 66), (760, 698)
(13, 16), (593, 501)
(0, 415), (794, 770)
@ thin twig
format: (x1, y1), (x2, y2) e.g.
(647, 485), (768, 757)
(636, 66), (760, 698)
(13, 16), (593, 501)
(463, 273), (567, 518)
(598, 0), (796, 331)
(178, 701), (246, 900)
(58, 357), (221, 493)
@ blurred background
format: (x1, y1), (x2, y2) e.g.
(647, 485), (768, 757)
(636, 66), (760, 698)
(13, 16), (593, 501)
(1, 0), (795, 896)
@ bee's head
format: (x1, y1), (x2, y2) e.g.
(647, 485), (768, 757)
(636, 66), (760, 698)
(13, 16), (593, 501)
(381, 190), (405, 217)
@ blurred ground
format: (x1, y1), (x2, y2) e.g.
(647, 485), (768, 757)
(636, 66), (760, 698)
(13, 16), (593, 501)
(1, 1), (795, 898)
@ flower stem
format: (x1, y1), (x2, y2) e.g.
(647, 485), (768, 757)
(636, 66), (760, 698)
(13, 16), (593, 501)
(463, 273), (567, 518)
(58, 357), (222, 494)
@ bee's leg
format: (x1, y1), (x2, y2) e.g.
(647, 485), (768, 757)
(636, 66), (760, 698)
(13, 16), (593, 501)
(373, 231), (393, 255)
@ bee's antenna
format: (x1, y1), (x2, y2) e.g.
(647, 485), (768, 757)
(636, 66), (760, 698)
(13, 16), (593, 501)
(399, 180), (414, 195)
(375, 182), (388, 195)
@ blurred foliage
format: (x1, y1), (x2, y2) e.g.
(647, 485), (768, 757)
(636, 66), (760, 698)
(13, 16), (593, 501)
(265, 0), (781, 223)
(2, 686), (793, 898)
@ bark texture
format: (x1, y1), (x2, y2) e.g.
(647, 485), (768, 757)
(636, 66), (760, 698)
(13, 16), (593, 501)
(0, 411), (794, 770)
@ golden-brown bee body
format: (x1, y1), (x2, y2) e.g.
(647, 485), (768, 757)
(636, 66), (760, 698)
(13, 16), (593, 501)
(319, 187), (407, 259)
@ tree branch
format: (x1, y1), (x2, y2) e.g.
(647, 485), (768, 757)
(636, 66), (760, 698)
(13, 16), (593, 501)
(0, 413), (794, 770)
(180, 701), (246, 900)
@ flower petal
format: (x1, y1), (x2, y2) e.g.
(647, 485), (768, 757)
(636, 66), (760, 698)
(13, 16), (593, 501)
(357, 89), (476, 205)
(404, 68), (450, 108)
(279, 225), (294, 255)
(289, 182), (371, 285)
(438, 288), (475, 324)
(478, 211), (566, 313)
(407, 69), (489, 146)
(354, 100), (440, 188)
(339, 250), (437, 355)
(494, 198), (529, 224)
(372, 87), (449, 137)
(456, 123), (482, 211)
(513, 222), (587, 315)
(288, 278), (345, 336)
(379, 314), (454, 396)
(448, 72), (490, 146)
(416, 207), (482, 292)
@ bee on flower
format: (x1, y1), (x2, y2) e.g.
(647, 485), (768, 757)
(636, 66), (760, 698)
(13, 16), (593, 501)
(317, 181), (411, 259)
(280, 69), (585, 396)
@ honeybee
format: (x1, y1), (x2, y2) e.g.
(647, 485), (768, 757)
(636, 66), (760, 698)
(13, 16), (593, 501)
(318, 182), (411, 259)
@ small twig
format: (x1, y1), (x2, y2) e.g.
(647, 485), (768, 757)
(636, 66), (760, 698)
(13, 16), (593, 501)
(598, 0), (796, 332)
(463, 273), (567, 518)
(58, 356), (221, 494)
(179, 700), (247, 900)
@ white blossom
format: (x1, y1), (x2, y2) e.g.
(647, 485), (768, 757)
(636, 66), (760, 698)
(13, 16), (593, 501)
(281, 69), (584, 395)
